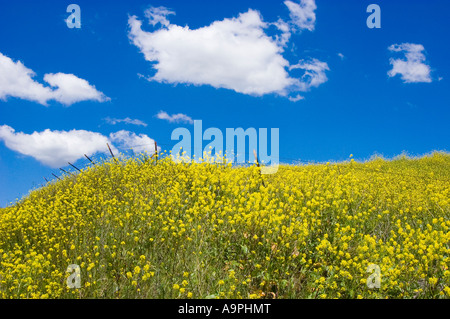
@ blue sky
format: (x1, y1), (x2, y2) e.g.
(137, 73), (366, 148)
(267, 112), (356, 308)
(0, 0), (449, 206)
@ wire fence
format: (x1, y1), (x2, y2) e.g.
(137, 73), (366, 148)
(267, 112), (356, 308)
(42, 141), (450, 187)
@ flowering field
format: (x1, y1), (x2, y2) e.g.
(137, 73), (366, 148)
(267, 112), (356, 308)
(0, 152), (449, 299)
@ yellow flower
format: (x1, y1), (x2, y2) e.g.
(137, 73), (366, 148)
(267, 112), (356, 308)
(429, 277), (438, 286)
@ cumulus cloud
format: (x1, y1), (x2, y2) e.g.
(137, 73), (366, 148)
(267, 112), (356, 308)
(388, 43), (432, 83)
(0, 125), (113, 168)
(0, 53), (53, 105)
(156, 111), (194, 124)
(0, 125), (157, 168)
(104, 117), (148, 127)
(109, 130), (158, 154)
(0, 52), (109, 106)
(284, 0), (317, 32)
(128, 7), (328, 100)
(44, 73), (109, 105)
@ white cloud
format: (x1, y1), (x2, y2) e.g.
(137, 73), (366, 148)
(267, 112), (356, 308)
(337, 53), (345, 60)
(388, 43), (432, 83)
(0, 52), (109, 106)
(156, 111), (194, 124)
(104, 117), (148, 127)
(0, 125), (158, 168)
(288, 94), (304, 102)
(0, 125), (113, 168)
(145, 6), (175, 27)
(272, 19), (292, 47)
(128, 7), (328, 100)
(284, 0), (317, 32)
(44, 73), (109, 105)
(0, 53), (52, 105)
(109, 130), (158, 154)
(289, 58), (329, 91)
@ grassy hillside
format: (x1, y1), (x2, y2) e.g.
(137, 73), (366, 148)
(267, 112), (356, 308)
(0, 152), (449, 299)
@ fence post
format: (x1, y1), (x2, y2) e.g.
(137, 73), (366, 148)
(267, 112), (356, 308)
(84, 154), (96, 165)
(68, 162), (82, 172)
(60, 168), (74, 176)
(107, 143), (118, 163)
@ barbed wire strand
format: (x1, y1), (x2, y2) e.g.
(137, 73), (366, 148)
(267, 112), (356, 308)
(46, 142), (450, 184)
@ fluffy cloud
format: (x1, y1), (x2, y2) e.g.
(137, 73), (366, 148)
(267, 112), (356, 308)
(156, 111), (194, 124)
(109, 130), (158, 154)
(284, 0), (317, 32)
(0, 53), (52, 105)
(128, 7), (328, 100)
(44, 73), (109, 105)
(0, 52), (109, 106)
(0, 125), (113, 168)
(388, 43), (432, 83)
(104, 117), (148, 127)
(0, 125), (157, 168)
